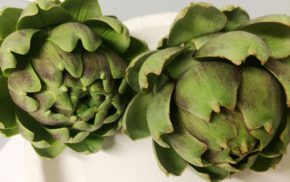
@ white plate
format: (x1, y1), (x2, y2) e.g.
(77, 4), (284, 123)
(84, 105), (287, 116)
(22, 13), (290, 182)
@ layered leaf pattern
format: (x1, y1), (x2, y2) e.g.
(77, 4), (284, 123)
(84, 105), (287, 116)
(0, 0), (148, 158)
(124, 3), (290, 182)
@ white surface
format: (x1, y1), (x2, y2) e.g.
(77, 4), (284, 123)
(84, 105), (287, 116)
(0, 1), (289, 182)
(24, 135), (290, 182)
(0, 136), (25, 182)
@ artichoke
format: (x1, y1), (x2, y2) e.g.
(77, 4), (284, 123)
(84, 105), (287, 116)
(0, 0), (147, 158)
(124, 3), (290, 181)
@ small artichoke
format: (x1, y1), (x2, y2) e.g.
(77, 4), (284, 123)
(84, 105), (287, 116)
(124, 3), (290, 181)
(0, 0), (147, 158)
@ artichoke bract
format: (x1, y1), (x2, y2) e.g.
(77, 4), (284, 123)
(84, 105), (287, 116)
(124, 3), (290, 181)
(0, 0), (147, 158)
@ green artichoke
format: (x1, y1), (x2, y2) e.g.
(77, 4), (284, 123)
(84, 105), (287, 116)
(0, 0), (147, 158)
(124, 3), (290, 181)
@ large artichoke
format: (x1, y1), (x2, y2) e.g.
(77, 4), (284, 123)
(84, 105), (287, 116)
(124, 3), (290, 181)
(0, 0), (147, 158)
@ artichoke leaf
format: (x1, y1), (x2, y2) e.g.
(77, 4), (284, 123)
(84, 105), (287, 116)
(48, 22), (102, 52)
(153, 141), (187, 176)
(0, 8), (22, 43)
(121, 36), (149, 63)
(45, 127), (89, 144)
(61, 0), (102, 22)
(85, 16), (130, 53)
(33, 91), (56, 111)
(94, 121), (122, 137)
(168, 3), (227, 46)
(0, 29), (39, 75)
(32, 41), (83, 87)
(8, 63), (41, 112)
(72, 120), (97, 132)
(147, 83), (174, 148)
(123, 93), (150, 140)
(52, 90), (74, 115)
(166, 51), (200, 79)
(126, 51), (156, 92)
(234, 155), (258, 171)
(250, 155), (283, 172)
(29, 110), (71, 126)
(102, 47), (127, 79)
(81, 50), (111, 88)
(279, 109), (290, 150)
(0, 97), (18, 137)
(190, 165), (230, 182)
(104, 94), (124, 124)
(32, 140), (66, 158)
(240, 15), (290, 59)
(9, 90), (39, 113)
(103, 112), (121, 124)
(168, 127), (208, 167)
(0, 76), (18, 133)
(178, 108), (241, 164)
(238, 67), (283, 149)
(66, 133), (104, 154)
(195, 31), (270, 65)
(8, 62), (41, 93)
(175, 62), (240, 121)
(0, 128), (19, 137)
(17, 0), (72, 30)
(260, 109), (290, 158)
(16, 107), (56, 148)
(139, 47), (185, 92)
(191, 33), (222, 51)
(248, 14), (290, 26)
(265, 57), (290, 107)
(222, 6), (250, 31)
(216, 163), (240, 173)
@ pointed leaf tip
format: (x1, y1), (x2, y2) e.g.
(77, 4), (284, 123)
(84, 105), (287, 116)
(0, 29), (39, 74)
(17, 1), (72, 29)
(85, 16), (130, 53)
(168, 3), (227, 46)
(61, 0), (102, 22)
(48, 22), (102, 52)
(138, 47), (184, 92)
(222, 6), (250, 31)
(240, 15), (290, 59)
(196, 31), (270, 65)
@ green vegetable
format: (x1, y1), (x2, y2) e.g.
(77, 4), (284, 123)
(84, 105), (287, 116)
(124, 3), (290, 181)
(0, 0), (148, 158)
